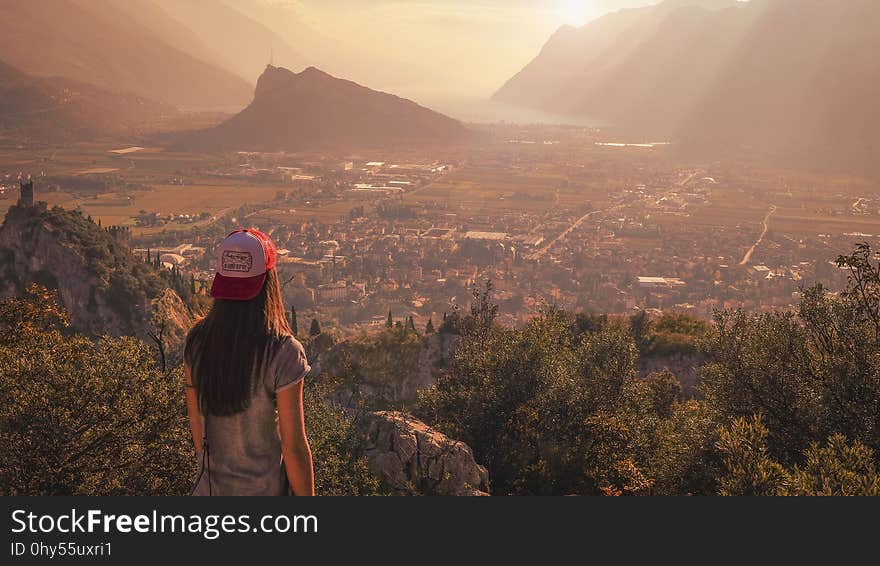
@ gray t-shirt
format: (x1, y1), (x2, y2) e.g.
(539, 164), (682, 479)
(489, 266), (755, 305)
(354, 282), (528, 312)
(188, 334), (310, 496)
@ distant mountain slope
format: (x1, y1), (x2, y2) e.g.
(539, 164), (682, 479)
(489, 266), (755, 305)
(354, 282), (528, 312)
(152, 0), (309, 84)
(494, 0), (743, 128)
(0, 0), (252, 111)
(110, 0), (236, 79)
(681, 0), (880, 171)
(494, 0), (880, 171)
(181, 65), (467, 151)
(0, 60), (176, 142)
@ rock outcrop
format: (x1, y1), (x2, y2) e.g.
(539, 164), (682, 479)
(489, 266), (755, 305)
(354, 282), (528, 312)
(322, 331), (459, 409)
(150, 287), (196, 364)
(0, 203), (190, 340)
(639, 351), (709, 397)
(362, 411), (489, 496)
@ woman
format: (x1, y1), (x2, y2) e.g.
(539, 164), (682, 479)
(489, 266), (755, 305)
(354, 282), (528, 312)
(184, 228), (314, 496)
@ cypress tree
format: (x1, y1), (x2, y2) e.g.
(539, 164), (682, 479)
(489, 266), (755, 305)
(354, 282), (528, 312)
(425, 318), (435, 334)
(290, 306), (299, 336)
(386, 310), (393, 328)
(309, 318), (321, 337)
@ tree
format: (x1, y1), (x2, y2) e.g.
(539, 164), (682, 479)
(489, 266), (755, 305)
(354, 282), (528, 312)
(572, 312), (608, 336)
(716, 416), (880, 496)
(425, 317), (435, 334)
(629, 310), (652, 353)
(644, 369), (681, 418)
(0, 285), (387, 496)
(310, 318), (322, 337)
(407, 316), (416, 332)
(783, 435), (880, 496)
(386, 310), (393, 329)
(701, 243), (880, 478)
(290, 306), (299, 336)
(465, 279), (498, 336)
(303, 382), (382, 495)
(418, 306), (657, 495)
(0, 286), (194, 495)
(438, 308), (460, 335)
(716, 416), (786, 496)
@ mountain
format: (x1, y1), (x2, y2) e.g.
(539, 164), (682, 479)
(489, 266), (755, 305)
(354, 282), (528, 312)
(681, 0), (880, 171)
(109, 0), (237, 79)
(0, 201), (192, 341)
(0, 60), (176, 142)
(152, 0), (309, 84)
(494, 0), (880, 172)
(0, 0), (252, 111)
(494, 0), (745, 129)
(180, 65), (467, 151)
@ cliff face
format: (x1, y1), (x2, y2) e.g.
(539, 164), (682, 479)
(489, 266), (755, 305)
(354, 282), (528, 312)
(0, 204), (190, 340)
(322, 331), (460, 409)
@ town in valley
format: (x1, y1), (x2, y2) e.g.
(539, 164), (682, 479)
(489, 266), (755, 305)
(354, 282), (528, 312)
(2, 122), (873, 335)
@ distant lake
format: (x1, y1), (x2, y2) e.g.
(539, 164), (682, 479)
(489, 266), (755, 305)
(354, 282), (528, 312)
(595, 142), (671, 148)
(423, 96), (602, 126)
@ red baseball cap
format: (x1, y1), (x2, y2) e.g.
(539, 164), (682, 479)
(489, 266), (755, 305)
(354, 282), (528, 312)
(210, 229), (277, 301)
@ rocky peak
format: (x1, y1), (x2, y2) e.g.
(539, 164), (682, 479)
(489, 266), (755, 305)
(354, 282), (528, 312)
(0, 203), (190, 340)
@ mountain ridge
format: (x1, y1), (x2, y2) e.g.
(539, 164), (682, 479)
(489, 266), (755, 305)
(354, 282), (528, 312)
(0, 0), (253, 111)
(0, 60), (176, 142)
(179, 65), (467, 151)
(493, 0), (880, 171)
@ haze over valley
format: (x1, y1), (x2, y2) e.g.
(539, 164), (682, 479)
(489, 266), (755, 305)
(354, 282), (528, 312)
(3, 0), (880, 498)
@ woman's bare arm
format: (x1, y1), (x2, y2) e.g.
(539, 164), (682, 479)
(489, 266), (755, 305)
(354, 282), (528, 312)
(277, 380), (315, 496)
(184, 363), (204, 454)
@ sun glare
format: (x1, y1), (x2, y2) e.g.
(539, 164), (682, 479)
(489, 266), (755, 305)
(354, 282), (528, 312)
(556, 0), (592, 26)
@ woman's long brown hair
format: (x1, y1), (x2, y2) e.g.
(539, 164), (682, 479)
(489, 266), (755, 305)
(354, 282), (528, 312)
(185, 269), (291, 416)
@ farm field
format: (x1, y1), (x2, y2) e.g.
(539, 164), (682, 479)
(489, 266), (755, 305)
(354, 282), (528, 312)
(2, 139), (880, 243)
(251, 199), (376, 225)
(402, 164), (607, 214)
(0, 182), (290, 233)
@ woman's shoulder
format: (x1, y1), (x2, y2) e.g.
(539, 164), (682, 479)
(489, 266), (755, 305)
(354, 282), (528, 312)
(270, 333), (310, 391)
(275, 333), (306, 355)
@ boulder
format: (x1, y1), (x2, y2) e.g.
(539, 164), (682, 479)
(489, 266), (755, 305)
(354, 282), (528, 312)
(362, 411), (489, 496)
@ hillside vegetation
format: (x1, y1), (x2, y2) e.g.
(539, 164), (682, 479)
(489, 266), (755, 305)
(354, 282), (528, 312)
(417, 246), (880, 495)
(0, 285), (381, 496)
(0, 204), (199, 338)
(3, 243), (880, 495)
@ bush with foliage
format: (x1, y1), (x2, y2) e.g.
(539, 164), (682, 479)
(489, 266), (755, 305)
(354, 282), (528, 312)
(0, 285), (194, 495)
(419, 245), (880, 495)
(302, 381), (383, 496)
(419, 306), (709, 495)
(716, 415), (880, 496)
(0, 285), (384, 495)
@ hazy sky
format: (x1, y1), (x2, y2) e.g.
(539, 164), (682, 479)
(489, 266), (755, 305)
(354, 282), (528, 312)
(233, 0), (660, 109)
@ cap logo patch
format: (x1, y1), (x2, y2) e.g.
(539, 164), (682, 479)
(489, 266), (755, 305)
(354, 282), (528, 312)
(222, 250), (253, 273)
